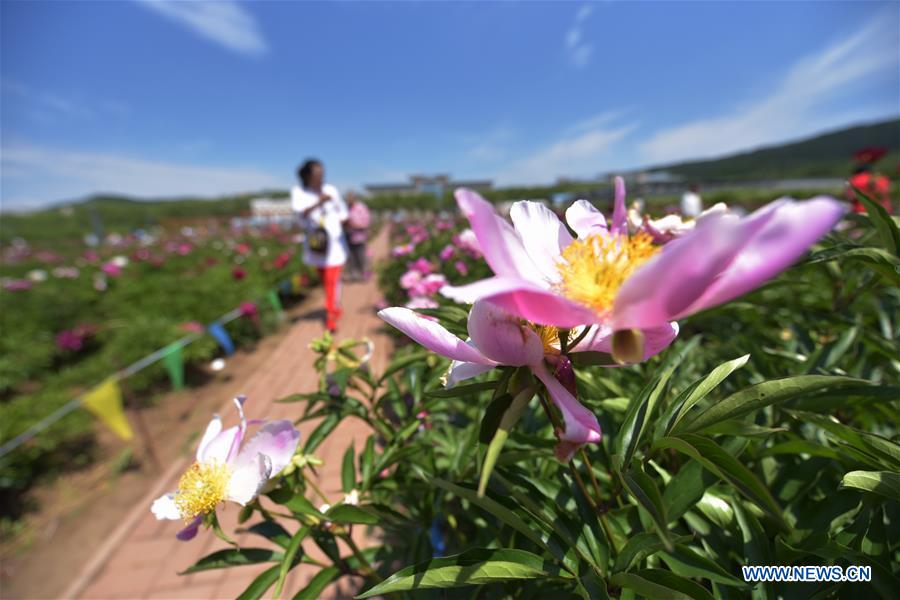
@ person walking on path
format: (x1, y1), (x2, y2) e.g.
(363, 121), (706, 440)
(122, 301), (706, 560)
(680, 183), (703, 218)
(344, 190), (371, 282)
(291, 158), (348, 332)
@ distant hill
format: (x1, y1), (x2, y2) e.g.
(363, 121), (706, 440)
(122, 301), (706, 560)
(647, 118), (900, 181)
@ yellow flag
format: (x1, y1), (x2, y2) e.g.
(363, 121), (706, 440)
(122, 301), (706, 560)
(82, 378), (134, 441)
(291, 273), (302, 294)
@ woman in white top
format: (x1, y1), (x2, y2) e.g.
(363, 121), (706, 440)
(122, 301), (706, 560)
(291, 159), (349, 332)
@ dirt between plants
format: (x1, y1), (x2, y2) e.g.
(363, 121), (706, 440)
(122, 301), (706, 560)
(0, 293), (324, 600)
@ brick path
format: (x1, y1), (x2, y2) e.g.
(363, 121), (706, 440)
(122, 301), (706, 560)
(69, 230), (391, 600)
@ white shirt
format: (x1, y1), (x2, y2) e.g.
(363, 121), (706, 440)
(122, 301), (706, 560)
(291, 183), (349, 267)
(680, 191), (703, 218)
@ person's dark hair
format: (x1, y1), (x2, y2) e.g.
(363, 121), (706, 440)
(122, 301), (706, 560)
(297, 159), (323, 187)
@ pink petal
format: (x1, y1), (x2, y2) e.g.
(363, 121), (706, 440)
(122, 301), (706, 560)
(611, 211), (771, 330)
(467, 301), (544, 366)
(565, 200), (608, 238)
(682, 197), (846, 314)
(199, 426), (241, 464)
(236, 420), (300, 476)
(455, 189), (541, 283)
(573, 323), (679, 363)
(610, 176), (628, 235)
(530, 362), (602, 451)
(509, 201), (572, 283)
(441, 277), (598, 328)
(378, 307), (495, 365)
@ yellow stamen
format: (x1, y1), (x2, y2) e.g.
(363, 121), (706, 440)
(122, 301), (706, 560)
(174, 461), (231, 521)
(536, 325), (561, 356)
(557, 232), (659, 315)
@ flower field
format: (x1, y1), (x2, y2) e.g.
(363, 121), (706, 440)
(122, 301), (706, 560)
(0, 221), (316, 522)
(152, 186), (900, 599)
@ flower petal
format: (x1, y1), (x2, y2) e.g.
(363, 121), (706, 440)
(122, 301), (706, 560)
(378, 307), (495, 365)
(445, 360), (494, 387)
(683, 197), (846, 314)
(441, 277), (599, 328)
(455, 189), (542, 283)
(610, 176), (628, 235)
(509, 201), (572, 283)
(226, 453), (272, 506)
(531, 362), (602, 449)
(236, 420), (300, 477)
(565, 200), (608, 238)
(611, 211), (772, 330)
(467, 300), (545, 366)
(573, 322), (679, 363)
(196, 416), (223, 462)
(199, 425), (241, 465)
(176, 516), (202, 541)
(151, 492), (181, 521)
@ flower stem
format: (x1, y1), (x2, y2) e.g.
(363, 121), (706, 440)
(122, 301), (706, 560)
(303, 472), (331, 505)
(340, 532), (383, 584)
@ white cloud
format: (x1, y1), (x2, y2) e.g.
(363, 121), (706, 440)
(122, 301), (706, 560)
(564, 4), (594, 68)
(639, 15), (900, 164)
(1, 144), (282, 209)
(136, 0), (268, 57)
(495, 120), (638, 185)
(467, 126), (516, 162)
(2, 81), (94, 120)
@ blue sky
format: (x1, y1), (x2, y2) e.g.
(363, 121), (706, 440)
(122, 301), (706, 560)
(1, 0), (898, 209)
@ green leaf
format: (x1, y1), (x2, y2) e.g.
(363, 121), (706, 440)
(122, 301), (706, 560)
(325, 504), (380, 525)
(479, 386), (533, 495)
(478, 393), (512, 444)
(611, 569), (714, 600)
(839, 470), (900, 501)
(356, 548), (571, 598)
(359, 434), (376, 488)
(663, 462), (714, 524)
(274, 526), (309, 598)
(613, 532), (692, 573)
(569, 351), (616, 366)
(180, 548), (281, 574)
(654, 435), (789, 531)
(620, 468), (672, 551)
(425, 380), (497, 398)
(378, 351), (431, 383)
(236, 565), (280, 600)
(659, 544), (746, 587)
(245, 521), (291, 549)
(303, 412), (341, 454)
(274, 492), (324, 519)
(341, 441), (355, 494)
(292, 567), (341, 600)
(662, 354), (750, 435)
(854, 186), (900, 256)
(676, 376), (868, 434)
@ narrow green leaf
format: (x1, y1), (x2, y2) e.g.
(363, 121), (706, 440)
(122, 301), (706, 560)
(855, 186), (900, 256)
(676, 376), (867, 434)
(325, 504), (380, 525)
(378, 351), (432, 383)
(180, 548), (281, 574)
(840, 470), (900, 501)
(611, 569), (714, 600)
(620, 469), (672, 551)
(426, 380), (497, 398)
(663, 354), (750, 435)
(274, 526), (309, 598)
(660, 544), (746, 587)
(236, 565), (280, 600)
(245, 521), (291, 549)
(303, 412), (341, 454)
(613, 532), (692, 573)
(478, 393), (512, 444)
(292, 567), (341, 600)
(356, 548), (571, 598)
(341, 441), (356, 494)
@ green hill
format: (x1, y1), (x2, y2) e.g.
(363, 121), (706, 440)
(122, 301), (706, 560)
(648, 117), (900, 180)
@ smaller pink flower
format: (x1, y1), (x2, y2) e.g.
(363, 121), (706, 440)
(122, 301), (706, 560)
(454, 260), (468, 276)
(236, 243), (251, 255)
(405, 296), (439, 310)
(439, 245), (455, 261)
(407, 257), (434, 275)
(232, 266), (247, 280)
(392, 243), (415, 257)
(239, 301), (259, 318)
(101, 263), (122, 277)
(3, 279), (32, 291)
(180, 321), (205, 333)
(400, 270), (423, 290)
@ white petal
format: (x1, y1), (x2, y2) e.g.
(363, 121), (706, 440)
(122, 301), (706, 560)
(226, 453), (272, 506)
(151, 492), (181, 520)
(445, 360), (494, 387)
(509, 201), (572, 284)
(199, 425), (241, 464)
(236, 420), (300, 476)
(565, 199), (608, 238)
(196, 416), (222, 462)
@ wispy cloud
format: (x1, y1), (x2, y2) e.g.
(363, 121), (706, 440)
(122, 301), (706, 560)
(495, 118), (638, 185)
(639, 14), (900, 164)
(2, 81), (94, 120)
(136, 0), (268, 57)
(1, 143), (281, 209)
(564, 4), (594, 69)
(466, 126), (516, 162)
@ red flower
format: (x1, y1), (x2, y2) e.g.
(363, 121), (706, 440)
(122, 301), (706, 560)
(232, 267), (247, 280)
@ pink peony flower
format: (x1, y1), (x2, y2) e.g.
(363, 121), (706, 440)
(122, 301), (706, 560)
(101, 263), (122, 277)
(454, 260), (469, 276)
(399, 269), (423, 290)
(405, 296), (439, 310)
(439, 245), (456, 261)
(407, 257), (434, 275)
(3, 279), (32, 291)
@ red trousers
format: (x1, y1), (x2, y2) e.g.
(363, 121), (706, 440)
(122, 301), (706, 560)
(317, 266), (343, 330)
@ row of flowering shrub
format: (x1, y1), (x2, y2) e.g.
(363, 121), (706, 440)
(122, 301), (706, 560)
(171, 186), (898, 598)
(0, 222), (316, 521)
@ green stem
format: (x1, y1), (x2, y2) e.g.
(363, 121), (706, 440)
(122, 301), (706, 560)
(303, 472), (331, 506)
(340, 532), (383, 584)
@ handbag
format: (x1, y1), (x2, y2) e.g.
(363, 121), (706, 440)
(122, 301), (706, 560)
(308, 214), (329, 254)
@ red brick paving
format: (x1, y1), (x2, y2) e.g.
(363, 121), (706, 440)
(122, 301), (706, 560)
(71, 230), (392, 600)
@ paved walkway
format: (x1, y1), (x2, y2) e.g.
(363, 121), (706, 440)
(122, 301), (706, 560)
(69, 230), (391, 600)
